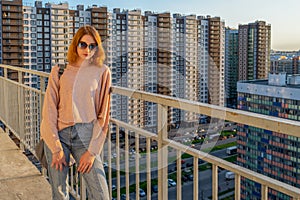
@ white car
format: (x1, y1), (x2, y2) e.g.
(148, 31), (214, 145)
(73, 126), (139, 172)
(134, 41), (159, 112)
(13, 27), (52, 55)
(103, 162), (108, 168)
(168, 179), (176, 187)
(139, 188), (146, 197)
(111, 184), (116, 191)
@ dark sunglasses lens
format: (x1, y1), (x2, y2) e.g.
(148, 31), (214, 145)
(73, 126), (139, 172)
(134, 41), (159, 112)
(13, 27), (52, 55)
(78, 42), (87, 49)
(89, 44), (97, 50)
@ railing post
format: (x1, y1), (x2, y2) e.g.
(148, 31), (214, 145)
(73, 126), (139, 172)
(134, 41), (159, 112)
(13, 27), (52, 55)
(157, 104), (168, 200)
(235, 174), (241, 200)
(124, 129), (130, 200)
(39, 76), (45, 121)
(107, 128), (113, 200)
(18, 70), (25, 151)
(193, 157), (199, 200)
(212, 165), (218, 200)
(80, 174), (87, 200)
(177, 150), (182, 200)
(39, 76), (47, 175)
(261, 184), (268, 200)
(135, 134), (140, 200)
(146, 137), (151, 200)
(3, 68), (8, 133)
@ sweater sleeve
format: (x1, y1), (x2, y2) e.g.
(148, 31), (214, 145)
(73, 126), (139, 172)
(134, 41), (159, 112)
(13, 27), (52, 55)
(40, 66), (64, 154)
(88, 67), (112, 155)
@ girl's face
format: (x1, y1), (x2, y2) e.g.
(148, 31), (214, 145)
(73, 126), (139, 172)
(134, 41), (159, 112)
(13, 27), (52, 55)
(77, 34), (98, 64)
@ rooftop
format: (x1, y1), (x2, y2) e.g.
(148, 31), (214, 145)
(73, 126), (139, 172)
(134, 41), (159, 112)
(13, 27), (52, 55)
(0, 128), (51, 200)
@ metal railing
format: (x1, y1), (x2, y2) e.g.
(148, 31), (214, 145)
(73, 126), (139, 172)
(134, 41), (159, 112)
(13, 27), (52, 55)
(1, 64), (300, 200)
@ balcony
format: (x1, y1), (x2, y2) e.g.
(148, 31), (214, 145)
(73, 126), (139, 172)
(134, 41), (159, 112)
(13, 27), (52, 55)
(0, 64), (300, 200)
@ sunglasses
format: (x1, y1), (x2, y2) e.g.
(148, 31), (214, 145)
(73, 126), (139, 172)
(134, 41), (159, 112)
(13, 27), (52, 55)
(78, 41), (98, 50)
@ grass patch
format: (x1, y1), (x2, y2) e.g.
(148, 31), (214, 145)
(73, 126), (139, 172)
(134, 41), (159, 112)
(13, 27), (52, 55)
(210, 142), (237, 152)
(224, 155), (237, 163)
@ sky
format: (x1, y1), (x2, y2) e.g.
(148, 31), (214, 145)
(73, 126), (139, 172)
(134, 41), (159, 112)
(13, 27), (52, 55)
(24, 0), (300, 51)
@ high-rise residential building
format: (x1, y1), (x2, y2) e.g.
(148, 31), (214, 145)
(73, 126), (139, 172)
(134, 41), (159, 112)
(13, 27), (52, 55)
(46, 2), (70, 65)
(197, 16), (209, 105)
(0, 3), (2, 66)
(23, 5), (40, 146)
(35, 1), (51, 74)
(172, 14), (198, 126)
(270, 50), (300, 61)
(237, 73), (300, 200)
(197, 16), (225, 107)
(143, 11), (159, 131)
(126, 9), (145, 127)
(154, 12), (175, 128)
(225, 28), (239, 108)
(0, 0), (23, 80)
(207, 17), (225, 106)
(109, 8), (128, 126)
(238, 21), (271, 81)
(87, 6), (108, 52)
(69, 4), (91, 38)
(271, 56), (300, 75)
(109, 9), (145, 128)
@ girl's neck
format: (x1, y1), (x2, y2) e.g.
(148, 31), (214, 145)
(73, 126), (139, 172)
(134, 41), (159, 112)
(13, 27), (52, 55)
(73, 60), (83, 68)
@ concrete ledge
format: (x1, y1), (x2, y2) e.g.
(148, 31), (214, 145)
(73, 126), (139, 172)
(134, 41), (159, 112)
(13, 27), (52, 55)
(0, 129), (52, 200)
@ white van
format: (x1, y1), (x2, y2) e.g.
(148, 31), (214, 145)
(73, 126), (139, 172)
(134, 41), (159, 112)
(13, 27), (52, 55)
(226, 146), (237, 155)
(225, 171), (235, 180)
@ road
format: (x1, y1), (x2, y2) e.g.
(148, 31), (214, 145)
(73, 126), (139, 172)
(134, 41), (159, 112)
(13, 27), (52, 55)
(118, 168), (235, 200)
(149, 170), (235, 200)
(108, 137), (236, 172)
(110, 147), (237, 199)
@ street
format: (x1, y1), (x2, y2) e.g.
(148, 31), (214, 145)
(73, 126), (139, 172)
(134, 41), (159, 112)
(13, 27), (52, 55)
(110, 148), (236, 199)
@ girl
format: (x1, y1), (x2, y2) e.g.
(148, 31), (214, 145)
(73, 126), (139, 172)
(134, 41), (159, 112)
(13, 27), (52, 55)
(40, 25), (111, 200)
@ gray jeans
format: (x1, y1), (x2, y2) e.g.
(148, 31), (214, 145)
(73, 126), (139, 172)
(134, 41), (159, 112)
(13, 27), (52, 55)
(44, 123), (109, 200)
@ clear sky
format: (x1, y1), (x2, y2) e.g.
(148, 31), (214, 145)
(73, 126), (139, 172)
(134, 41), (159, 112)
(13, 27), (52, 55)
(24, 0), (300, 51)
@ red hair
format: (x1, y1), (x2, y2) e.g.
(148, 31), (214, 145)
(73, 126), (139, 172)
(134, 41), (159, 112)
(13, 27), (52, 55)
(67, 25), (105, 67)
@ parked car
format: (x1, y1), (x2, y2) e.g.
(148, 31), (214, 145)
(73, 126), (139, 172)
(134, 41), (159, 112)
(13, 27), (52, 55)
(168, 179), (176, 187)
(186, 174), (193, 181)
(103, 162), (108, 168)
(152, 185), (158, 193)
(121, 194), (126, 200)
(111, 184), (116, 191)
(225, 171), (235, 180)
(182, 176), (188, 182)
(139, 188), (146, 197)
(184, 168), (191, 173)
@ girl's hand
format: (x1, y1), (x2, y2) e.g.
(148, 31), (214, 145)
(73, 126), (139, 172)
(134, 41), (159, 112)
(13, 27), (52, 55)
(78, 151), (95, 174)
(51, 150), (67, 171)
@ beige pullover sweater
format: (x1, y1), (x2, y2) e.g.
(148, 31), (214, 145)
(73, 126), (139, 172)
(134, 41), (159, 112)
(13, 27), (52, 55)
(40, 63), (111, 155)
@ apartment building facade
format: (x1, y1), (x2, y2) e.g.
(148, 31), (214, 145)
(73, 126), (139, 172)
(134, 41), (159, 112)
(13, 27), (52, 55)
(237, 74), (300, 199)
(1, 1), (230, 134)
(225, 28), (239, 108)
(172, 14), (199, 125)
(0, 0), (23, 80)
(197, 16), (225, 107)
(238, 21), (271, 81)
(271, 56), (300, 75)
(46, 2), (70, 65)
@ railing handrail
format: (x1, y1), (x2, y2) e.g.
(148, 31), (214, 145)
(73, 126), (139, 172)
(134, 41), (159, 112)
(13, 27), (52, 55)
(2, 64), (299, 137)
(0, 64), (50, 78)
(112, 86), (300, 137)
